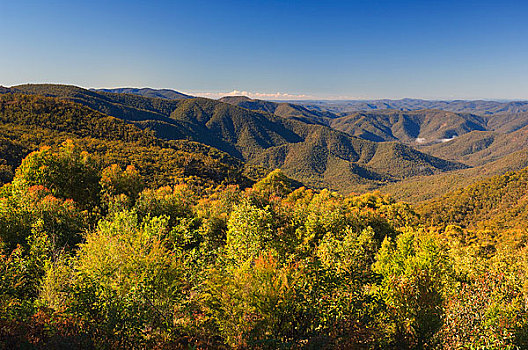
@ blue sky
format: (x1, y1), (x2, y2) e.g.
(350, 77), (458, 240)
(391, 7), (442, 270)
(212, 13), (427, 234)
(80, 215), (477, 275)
(1, 0), (527, 99)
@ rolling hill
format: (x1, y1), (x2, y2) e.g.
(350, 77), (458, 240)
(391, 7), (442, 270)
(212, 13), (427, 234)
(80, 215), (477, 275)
(166, 97), (466, 192)
(94, 87), (192, 100)
(219, 98), (528, 168)
(418, 165), (528, 231)
(485, 111), (528, 133)
(1, 84), (467, 193)
(17, 85), (526, 168)
(379, 148), (528, 203)
(423, 124), (528, 166)
(12, 84), (183, 122)
(328, 109), (487, 144)
(0, 93), (250, 187)
(219, 95), (334, 125)
(292, 98), (528, 115)
(322, 107), (528, 169)
(249, 133), (464, 192)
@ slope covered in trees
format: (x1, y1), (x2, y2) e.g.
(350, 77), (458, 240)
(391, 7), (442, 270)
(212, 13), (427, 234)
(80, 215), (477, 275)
(7, 84), (528, 202)
(293, 98), (528, 115)
(329, 109), (487, 144)
(419, 165), (528, 232)
(323, 107), (528, 173)
(3, 85), (466, 193)
(219, 96), (528, 173)
(0, 93), (250, 187)
(94, 87), (192, 100)
(423, 124), (528, 166)
(11, 84), (184, 122)
(249, 130), (464, 192)
(168, 98), (466, 191)
(379, 148), (528, 202)
(1, 144), (527, 349)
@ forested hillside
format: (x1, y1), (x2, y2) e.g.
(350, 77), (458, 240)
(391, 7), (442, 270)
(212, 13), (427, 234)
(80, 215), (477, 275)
(167, 97), (465, 191)
(0, 93), (250, 188)
(2, 85), (465, 193)
(4, 85), (528, 201)
(329, 109), (487, 144)
(423, 125), (528, 166)
(380, 148), (528, 202)
(11, 84), (184, 122)
(293, 98), (528, 115)
(219, 95), (528, 179)
(1, 143), (527, 349)
(2, 85), (528, 349)
(419, 166), (528, 231)
(94, 87), (192, 100)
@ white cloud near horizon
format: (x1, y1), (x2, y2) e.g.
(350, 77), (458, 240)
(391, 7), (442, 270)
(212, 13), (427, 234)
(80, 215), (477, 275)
(188, 89), (314, 100)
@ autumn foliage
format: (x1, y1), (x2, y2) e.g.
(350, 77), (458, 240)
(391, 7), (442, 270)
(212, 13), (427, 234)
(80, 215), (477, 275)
(1, 142), (528, 349)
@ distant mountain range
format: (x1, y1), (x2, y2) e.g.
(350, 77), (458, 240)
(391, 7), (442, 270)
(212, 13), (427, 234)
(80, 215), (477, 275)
(220, 95), (528, 175)
(219, 96), (333, 125)
(4, 84), (528, 199)
(0, 85), (469, 193)
(220, 96), (528, 144)
(93, 87), (192, 100)
(289, 98), (528, 115)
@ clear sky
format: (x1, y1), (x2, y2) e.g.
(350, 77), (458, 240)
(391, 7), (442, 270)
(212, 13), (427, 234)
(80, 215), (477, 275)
(1, 0), (527, 100)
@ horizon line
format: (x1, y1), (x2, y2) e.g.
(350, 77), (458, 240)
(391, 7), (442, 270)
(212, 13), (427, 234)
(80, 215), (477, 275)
(4, 83), (528, 102)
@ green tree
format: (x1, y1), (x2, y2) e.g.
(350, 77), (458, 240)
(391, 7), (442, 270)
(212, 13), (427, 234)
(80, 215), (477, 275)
(100, 164), (144, 211)
(252, 169), (294, 198)
(12, 140), (101, 209)
(373, 228), (451, 348)
(41, 211), (186, 347)
(225, 200), (276, 264)
(0, 185), (86, 249)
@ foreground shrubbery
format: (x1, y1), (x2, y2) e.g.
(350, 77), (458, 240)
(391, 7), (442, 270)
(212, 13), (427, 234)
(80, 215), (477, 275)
(1, 143), (528, 349)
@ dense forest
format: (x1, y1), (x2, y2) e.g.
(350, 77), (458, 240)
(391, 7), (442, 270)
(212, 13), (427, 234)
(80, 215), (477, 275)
(2, 85), (468, 194)
(2, 87), (528, 349)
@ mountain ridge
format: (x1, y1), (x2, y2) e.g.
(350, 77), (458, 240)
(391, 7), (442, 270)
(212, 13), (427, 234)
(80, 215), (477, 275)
(290, 98), (528, 115)
(93, 87), (192, 100)
(219, 95), (334, 125)
(2, 84), (467, 193)
(0, 92), (251, 187)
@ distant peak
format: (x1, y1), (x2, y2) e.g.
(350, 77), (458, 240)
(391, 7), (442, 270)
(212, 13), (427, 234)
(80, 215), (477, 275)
(219, 96), (254, 102)
(93, 87), (192, 100)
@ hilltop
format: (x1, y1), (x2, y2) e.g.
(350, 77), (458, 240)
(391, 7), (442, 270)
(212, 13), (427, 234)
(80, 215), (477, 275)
(219, 95), (334, 125)
(93, 87), (192, 100)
